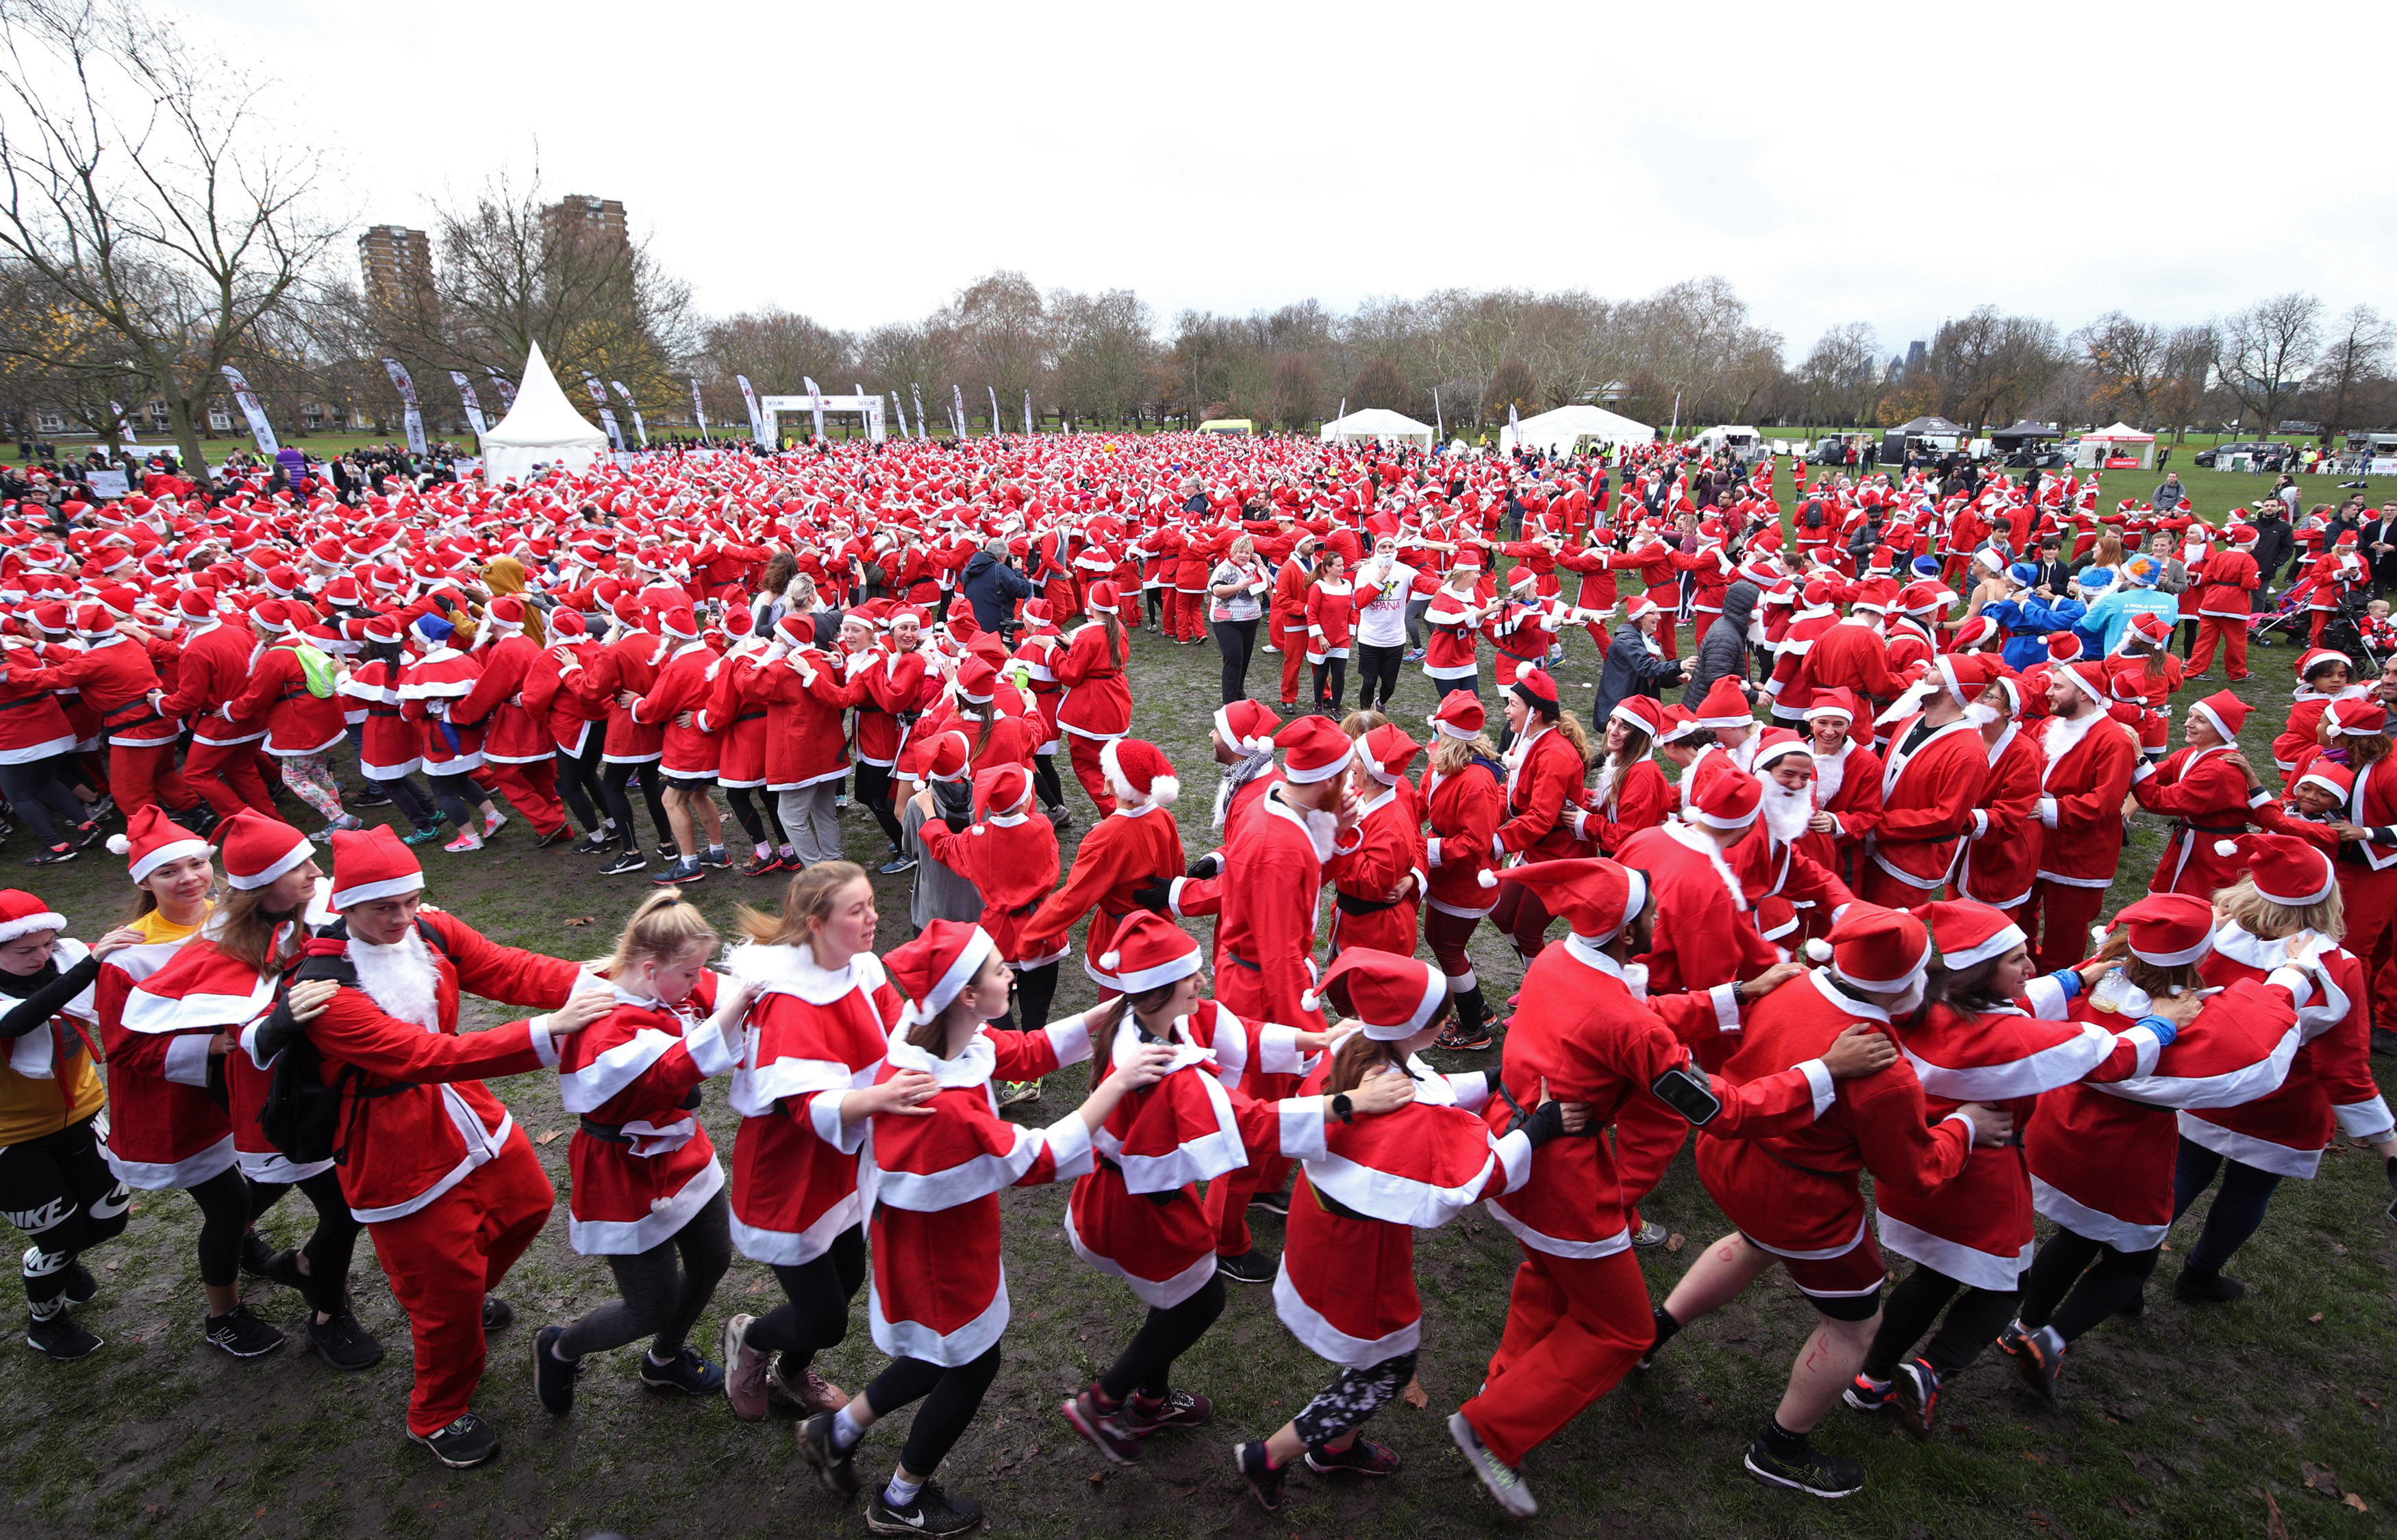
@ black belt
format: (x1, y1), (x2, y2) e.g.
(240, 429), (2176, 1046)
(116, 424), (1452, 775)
(367, 707), (401, 718)
(103, 709), (166, 733)
(0, 693), (53, 712)
(1094, 1153), (1181, 1205)
(577, 1116), (633, 1144)
(1225, 952), (1262, 972)
(736, 711), (767, 724)
(1336, 892), (1401, 916)
(2172, 821), (2246, 837)
(1006, 898), (1040, 918)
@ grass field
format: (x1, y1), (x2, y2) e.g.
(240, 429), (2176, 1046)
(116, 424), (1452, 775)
(0, 467), (2391, 1540)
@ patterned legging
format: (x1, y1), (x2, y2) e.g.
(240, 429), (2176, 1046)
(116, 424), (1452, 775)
(279, 753), (344, 821)
(1291, 1350), (1418, 1447)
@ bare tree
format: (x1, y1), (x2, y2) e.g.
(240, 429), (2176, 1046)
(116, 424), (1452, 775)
(0, 0), (336, 480)
(2310, 304), (2391, 435)
(2073, 311), (2170, 426)
(2219, 292), (2322, 435)
(700, 307), (853, 397)
(2149, 325), (2218, 444)
(1048, 288), (1157, 428)
(1796, 323), (1881, 428)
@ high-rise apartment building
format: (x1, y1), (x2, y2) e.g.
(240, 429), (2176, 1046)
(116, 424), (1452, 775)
(545, 195), (627, 250)
(357, 225), (434, 311)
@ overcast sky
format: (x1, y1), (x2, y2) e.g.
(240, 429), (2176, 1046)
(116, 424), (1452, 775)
(188, 0), (2389, 359)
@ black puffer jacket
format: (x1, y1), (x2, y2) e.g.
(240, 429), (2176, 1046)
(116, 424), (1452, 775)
(1681, 580), (1759, 706)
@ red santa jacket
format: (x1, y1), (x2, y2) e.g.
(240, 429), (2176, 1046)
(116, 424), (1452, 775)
(451, 631), (555, 764)
(1422, 756), (1505, 918)
(223, 637), (346, 755)
(1615, 820), (1781, 998)
(559, 974), (740, 1254)
(1171, 786), (1346, 1032)
(1866, 714), (1990, 894)
(11, 633), (178, 748)
(1955, 722), (2043, 910)
(2184, 924), (2391, 1179)
(1053, 620), (1131, 740)
(155, 618), (268, 746)
(1025, 800), (1185, 988)
(916, 806), (1066, 968)
(1569, 755), (1671, 856)
(754, 647), (859, 790)
(1325, 780), (1425, 957)
(2031, 709), (2139, 889)
(632, 638), (724, 777)
(2131, 742), (2274, 896)
(1494, 722), (1587, 862)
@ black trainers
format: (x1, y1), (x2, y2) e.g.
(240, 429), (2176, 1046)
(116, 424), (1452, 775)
(796, 1410), (861, 1495)
(1247, 1187), (1290, 1216)
(204, 1304), (286, 1359)
(1305, 1436), (1401, 1476)
(408, 1411), (500, 1468)
(61, 1261), (96, 1307)
(1215, 1248), (1273, 1285)
(1892, 1358), (1940, 1435)
(23, 844), (75, 867)
(1433, 1022), (1492, 1051)
(25, 1309), (101, 1359)
(350, 787), (394, 808)
(2173, 1265), (2248, 1304)
(307, 1309), (384, 1371)
(1234, 1441), (1285, 1512)
(260, 1246), (308, 1294)
(238, 1230), (279, 1279)
(1744, 1436), (1866, 1498)
(574, 831), (615, 856)
(481, 1297), (514, 1333)
(2013, 1323), (2066, 1401)
(531, 823), (576, 849)
(533, 1325), (582, 1413)
(639, 1344), (723, 1395)
(1842, 1373), (1892, 1413)
(601, 849), (648, 876)
(699, 846), (732, 869)
(865, 1482), (981, 1537)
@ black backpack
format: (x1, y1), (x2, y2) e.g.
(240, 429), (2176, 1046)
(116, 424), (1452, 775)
(255, 916), (457, 1167)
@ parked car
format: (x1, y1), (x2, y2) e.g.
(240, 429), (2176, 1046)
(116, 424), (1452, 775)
(2194, 441), (2288, 470)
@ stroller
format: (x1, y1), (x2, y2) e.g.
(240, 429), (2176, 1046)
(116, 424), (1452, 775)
(2251, 582), (2374, 662)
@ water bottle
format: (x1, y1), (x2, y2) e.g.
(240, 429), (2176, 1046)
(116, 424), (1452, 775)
(2089, 966), (2133, 1014)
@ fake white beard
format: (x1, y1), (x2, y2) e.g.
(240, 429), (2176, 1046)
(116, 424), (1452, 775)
(1746, 619), (1768, 646)
(1811, 743), (1848, 805)
(1760, 781), (1814, 846)
(1964, 701), (2000, 728)
(349, 925), (440, 1031)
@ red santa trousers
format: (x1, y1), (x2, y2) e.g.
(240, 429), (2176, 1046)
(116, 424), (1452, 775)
(1459, 1245), (1652, 1469)
(483, 759), (569, 836)
(1169, 590), (1207, 643)
(2029, 879), (2109, 972)
(366, 1133), (553, 1437)
(1274, 620), (1305, 707)
(2183, 616), (2249, 681)
(109, 742), (199, 817)
(181, 738), (278, 818)
(1064, 735), (1118, 818)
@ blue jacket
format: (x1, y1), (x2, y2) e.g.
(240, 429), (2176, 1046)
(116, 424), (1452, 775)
(958, 550), (1035, 632)
(1985, 595), (2089, 670)
(2079, 585), (2178, 657)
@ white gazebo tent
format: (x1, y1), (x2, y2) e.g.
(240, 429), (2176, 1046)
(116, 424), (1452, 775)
(1499, 404), (1655, 456)
(478, 341), (610, 484)
(1319, 407), (1435, 449)
(2076, 422), (2157, 471)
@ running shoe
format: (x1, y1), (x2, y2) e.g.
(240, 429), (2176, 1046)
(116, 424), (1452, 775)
(1892, 1357), (1940, 1435)
(796, 1410), (861, 1495)
(766, 1353), (846, 1411)
(25, 1311), (101, 1359)
(739, 853), (784, 878)
(60, 1261), (95, 1307)
(1122, 1388), (1212, 1436)
(483, 811), (508, 837)
(699, 846), (732, 869)
(2012, 1323), (2066, 1401)
(651, 858), (703, 887)
(575, 831), (615, 856)
(403, 823), (447, 847)
(877, 853), (916, 875)
(1306, 1437), (1401, 1476)
(533, 1325), (583, 1414)
(408, 1411), (500, 1468)
(442, 830), (484, 854)
(1448, 1411), (1536, 1517)
(1059, 1385), (1143, 1465)
(1744, 1437), (1866, 1498)
(1233, 1441), (1285, 1512)
(203, 1304), (286, 1359)
(23, 845), (75, 867)
(531, 824), (577, 849)
(720, 1313), (770, 1422)
(1247, 1187), (1290, 1216)
(306, 1309), (384, 1371)
(639, 1344), (723, 1395)
(1629, 1219), (1669, 1250)
(2172, 1265), (2247, 1304)
(865, 1482), (981, 1537)
(1843, 1372), (1892, 1414)
(600, 850), (647, 876)
(481, 1297), (514, 1332)
(1433, 1022), (1492, 1052)
(1214, 1248), (1273, 1285)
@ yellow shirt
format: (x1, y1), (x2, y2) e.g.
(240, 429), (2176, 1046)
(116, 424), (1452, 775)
(0, 906), (208, 1148)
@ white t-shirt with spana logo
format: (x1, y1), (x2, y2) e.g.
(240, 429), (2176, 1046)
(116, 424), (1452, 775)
(1353, 559), (1420, 648)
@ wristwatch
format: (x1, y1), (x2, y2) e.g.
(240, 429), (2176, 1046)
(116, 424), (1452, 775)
(1330, 1093), (1355, 1124)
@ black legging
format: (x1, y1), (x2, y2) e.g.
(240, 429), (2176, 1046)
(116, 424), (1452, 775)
(1096, 1273), (1224, 1402)
(1031, 755), (1065, 813)
(1001, 961), (1059, 1035)
(557, 1189), (732, 1359)
(0, 1113), (129, 1312)
(1312, 656), (1347, 716)
(2016, 1228), (2160, 1344)
(0, 759), (88, 847)
(1145, 585), (1166, 627)
(864, 1343), (1003, 1478)
(555, 735), (606, 834)
(247, 1167), (363, 1317)
(1355, 642), (1403, 711)
(427, 772), (481, 833)
(852, 762), (905, 850)
(1212, 618), (1257, 704)
(744, 1223), (866, 1376)
(1861, 1262), (2020, 1381)
(188, 1165), (252, 1290)
(370, 773), (441, 831)
(599, 760), (670, 854)
(2170, 1135), (2284, 1273)
(725, 786), (790, 852)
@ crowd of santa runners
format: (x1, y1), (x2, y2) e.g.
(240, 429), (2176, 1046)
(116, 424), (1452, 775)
(0, 431), (2389, 1532)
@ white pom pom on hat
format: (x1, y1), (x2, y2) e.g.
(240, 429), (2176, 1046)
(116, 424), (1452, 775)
(1803, 937), (1833, 963)
(1099, 950), (1121, 970)
(1298, 991), (1320, 1013)
(105, 833), (131, 856)
(2213, 839), (2239, 857)
(1477, 868), (1498, 889)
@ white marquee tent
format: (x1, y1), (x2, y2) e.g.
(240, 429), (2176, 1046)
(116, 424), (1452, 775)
(1319, 407), (1435, 448)
(1499, 404), (1656, 456)
(2076, 421), (2157, 470)
(478, 341), (610, 483)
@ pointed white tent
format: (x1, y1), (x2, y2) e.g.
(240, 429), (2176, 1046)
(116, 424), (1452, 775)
(1318, 407), (1435, 448)
(478, 341), (610, 483)
(1499, 404), (1655, 456)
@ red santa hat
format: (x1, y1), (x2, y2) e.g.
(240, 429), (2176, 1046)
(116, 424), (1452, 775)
(1932, 651), (1990, 703)
(1748, 728), (1811, 778)
(1803, 687), (1858, 724)
(1607, 694), (1664, 737)
(1276, 716), (1353, 785)
(953, 655), (998, 705)
(1827, 904), (1933, 992)
(885, 919), (998, 1027)
(2327, 698), (2387, 737)
(1509, 667), (1560, 715)
(216, 809), (314, 892)
(2189, 690), (2249, 744)
(1212, 698), (1280, 756)
(2295, 647), (2352, 683)
(1493, 857), (1647, 946)
(1655, 704), (1703, 745)
(1686, 768), (1764, 831)
(2107, 892), (2215, 968)
(1094, 909), (1203, 993)
(1428, 691), (1486, 742)
(1913, 898), (2026, 970)
(1620, 594), (1660, 622)
(2046, 632), (2083, 665)
(1299, 947), (1446, 1040)
(2059, 661), (2112, 711)
(1083, 581), (1119, 615)
(923, 731), (971, 785)
(2296, 762), (2353, 803)
(1950, 615), (2000, 651)
(2119, 611), (2172, 653)
(327, 824), (425, 910)
(1099, 737), (1180, 806)
(106, 805), (212, 885)
(1355, 723), (1423, 787)
(484, 596), (527, 633)
(2212, 833), (2335, 908)
(972, 762), (1035, 821)
(1691, 676), (1752, 730)
(0, 889), (66, 947)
